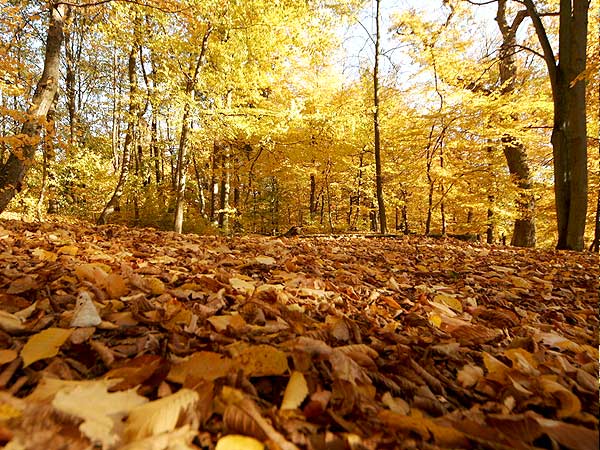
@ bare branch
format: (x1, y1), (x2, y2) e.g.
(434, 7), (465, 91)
(464, 0), (498, 5)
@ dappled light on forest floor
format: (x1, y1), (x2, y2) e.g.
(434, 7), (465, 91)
(0, 219), (598, 449)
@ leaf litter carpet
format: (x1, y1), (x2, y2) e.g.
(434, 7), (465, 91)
(0, 219), (597, 450)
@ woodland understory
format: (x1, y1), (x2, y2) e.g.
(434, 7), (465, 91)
(0, 0), (598, 250)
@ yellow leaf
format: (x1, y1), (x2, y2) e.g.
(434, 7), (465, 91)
(167, 351), (234, 384)
(509, 275), (532, 290)
(504, 348), (539, 374)
(428, 313), (442, 328)
(235, 345), (289, 377)
(144, 277), (165, 295)
(125, 388), (199, 442)
(208, 314), (247, 332)
(106, 273), (129, 298)
(215, 435), (264, 450)
(58, 245), (78, 256)
(229, 277), (256, 295)
(31, 248), (58, 262)
(0, 402), (21, 420)
(281, 371), (309, 410)
(253, 255), (276, 265)
(75, 263), (109, 287)
(21, 327), (73, 367)
(482, 352), (510, 383)
(433, 294), (463, 312)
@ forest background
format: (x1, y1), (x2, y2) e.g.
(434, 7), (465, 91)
(0, 0), (598, 250)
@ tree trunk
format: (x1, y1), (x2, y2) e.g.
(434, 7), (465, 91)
(192, 153), (206, 218)
(503, 136), (537, 246)
(173, 102), (191, 233)
(309, 173), (316, 220)
(496, 0), (536, 247)
(590, 187), (599, 252)
(64, 19), (77, 145)
(373, 0), (387, 234)
(218, 143), (231, 233)
(523, 0), (588, 250)
(0, 2), (69, 213)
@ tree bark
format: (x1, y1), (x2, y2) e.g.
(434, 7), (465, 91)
(218, 143), (231, 233)
(373, 0), (387, 234)
(0, 2), (69, 213)
(523, 0), (588, 250)
(496, 0), (536, 247)
(590, 187), (599, 252)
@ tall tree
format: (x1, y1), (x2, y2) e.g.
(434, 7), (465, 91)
(373, 0), (387, 234)
(496, 0), (537, 247)
(522, 0), (589, 250)
(0, 2), (69, 213)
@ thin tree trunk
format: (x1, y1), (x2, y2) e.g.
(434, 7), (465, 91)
(0, 2), (69, 213)
(209, 142), (218, 223)
(173, 102), (191, 233)
(64, 17), (78, 145)
(590, 188), (600, 252)
(309, 173), (316, 220)
(373, 0), (387, 234)
(36, 91), (60, 221)
(111, 45), (121, 172)
(192, 153), (206, 218)
(218, 143), (231, 233)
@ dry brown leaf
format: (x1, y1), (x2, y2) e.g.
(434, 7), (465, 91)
(7, 276), (36, 294)
(0, 310), (25, 333)
(538, 377), (582, 418)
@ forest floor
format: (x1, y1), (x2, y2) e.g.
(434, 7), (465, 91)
(0, 218), (598, 450)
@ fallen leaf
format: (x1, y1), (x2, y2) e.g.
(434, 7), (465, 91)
(125, 388), (199, 442)
(7, 276), (36, 294)
(168, 351), (234, 384)
(234, 345), (289, 377)
(52, 379), (147, 448)
(215, 434), (264, 450)
(281, 371), (309, 410)
(0, 349), (18, 366)
(457, 364), (484, 387)
(21, 328), (73, 367)
(70, 291), (102, 328)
